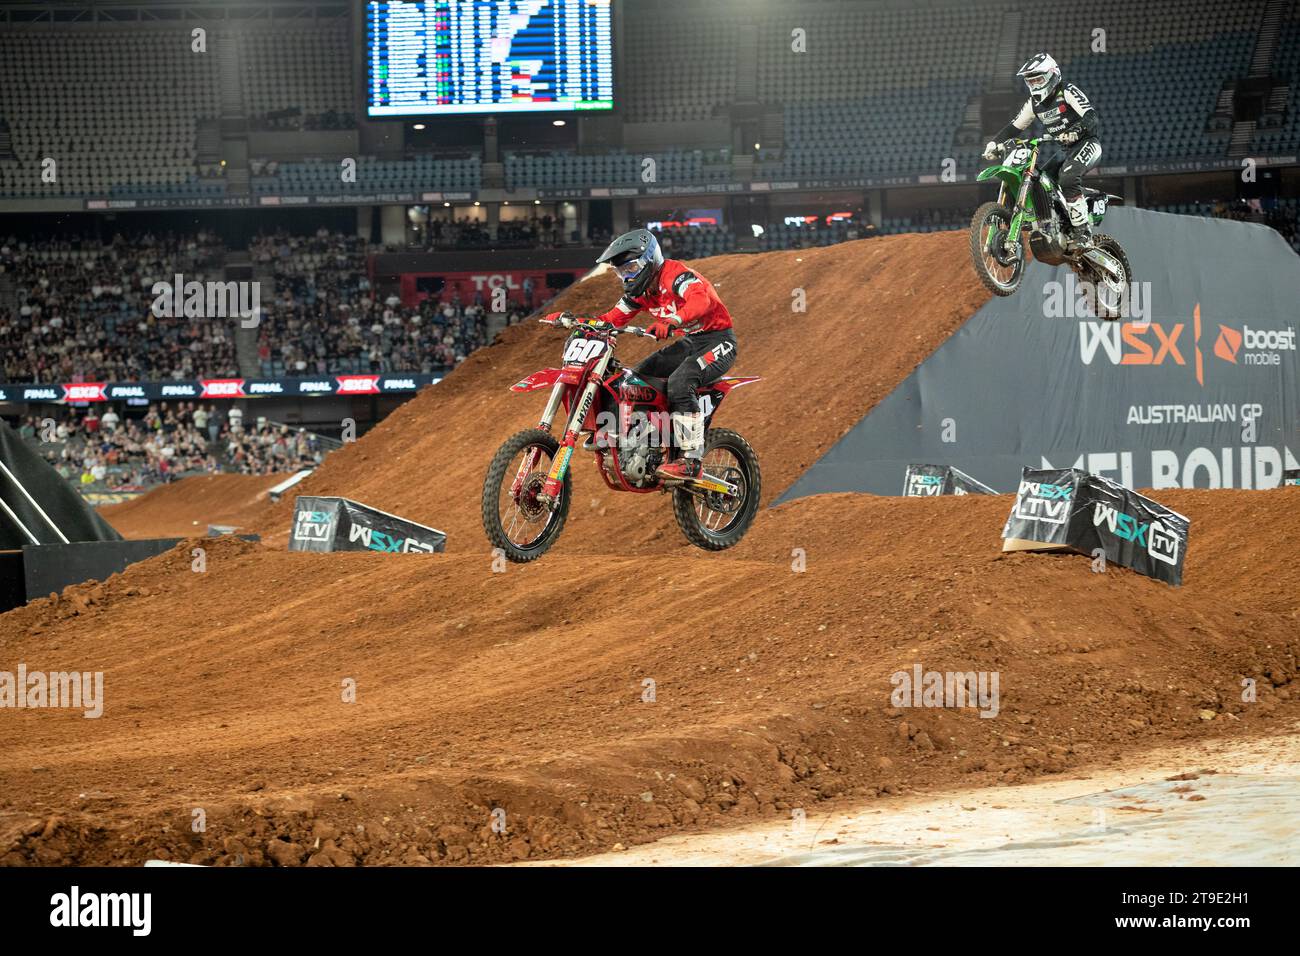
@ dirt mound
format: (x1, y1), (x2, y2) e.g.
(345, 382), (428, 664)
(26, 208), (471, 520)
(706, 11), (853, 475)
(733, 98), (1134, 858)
(1, 488), (1296, 866)
(6, 234), (1295, 867)
(99, 474), (284, 539)
(238, 232), (988, 549)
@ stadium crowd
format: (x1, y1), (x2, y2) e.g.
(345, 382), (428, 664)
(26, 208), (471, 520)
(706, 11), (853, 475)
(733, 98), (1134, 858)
(416, 214), (568, 250)
(13, 401), (329, 485)
(250, 228), (504, 375)
(0, 231), (237, 384)
(0, 228), (511, 384)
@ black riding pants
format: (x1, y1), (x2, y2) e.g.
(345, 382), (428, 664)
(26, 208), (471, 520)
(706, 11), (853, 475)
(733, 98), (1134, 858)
(634, 328), (737, 414)
(1041, 136), (1102, 199)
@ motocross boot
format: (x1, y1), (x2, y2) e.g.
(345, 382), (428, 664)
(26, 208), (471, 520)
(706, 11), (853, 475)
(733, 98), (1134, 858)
(656, 411), (704, 480)
(1064, 194), (1092, 247)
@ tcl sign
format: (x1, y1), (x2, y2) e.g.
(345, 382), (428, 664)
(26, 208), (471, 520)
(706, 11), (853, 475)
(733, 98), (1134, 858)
(400, 268), (584, 307)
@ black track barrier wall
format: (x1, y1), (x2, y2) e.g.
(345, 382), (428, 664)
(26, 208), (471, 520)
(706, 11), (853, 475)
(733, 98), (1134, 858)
(777, 208), (1299, 502)
(1001, 467), (1189, 586)
(289, 496), (447, 554)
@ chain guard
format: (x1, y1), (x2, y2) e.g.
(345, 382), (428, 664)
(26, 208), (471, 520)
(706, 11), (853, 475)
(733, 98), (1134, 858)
(703, 466), (745, 513)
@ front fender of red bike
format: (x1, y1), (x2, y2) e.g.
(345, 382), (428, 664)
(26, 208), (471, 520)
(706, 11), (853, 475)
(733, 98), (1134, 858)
(510, 367), (583, 392)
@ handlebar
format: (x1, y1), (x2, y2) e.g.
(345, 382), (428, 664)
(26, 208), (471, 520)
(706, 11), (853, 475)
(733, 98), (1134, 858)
(539, 312), (662, 339)
(997, 133), (1054, 152)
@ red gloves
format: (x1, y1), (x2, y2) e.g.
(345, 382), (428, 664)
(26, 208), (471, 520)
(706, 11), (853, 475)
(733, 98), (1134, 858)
(647, 319), (676, 340)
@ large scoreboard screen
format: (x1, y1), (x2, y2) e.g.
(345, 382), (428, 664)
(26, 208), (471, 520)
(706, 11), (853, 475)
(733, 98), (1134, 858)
(366, 1), (614, 117)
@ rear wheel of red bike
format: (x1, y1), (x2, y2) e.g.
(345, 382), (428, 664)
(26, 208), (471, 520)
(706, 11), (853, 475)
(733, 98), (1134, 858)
(672, 428), (761, 551)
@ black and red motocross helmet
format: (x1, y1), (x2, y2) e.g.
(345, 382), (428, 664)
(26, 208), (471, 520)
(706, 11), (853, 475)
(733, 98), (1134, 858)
(596, 228), (664, 298)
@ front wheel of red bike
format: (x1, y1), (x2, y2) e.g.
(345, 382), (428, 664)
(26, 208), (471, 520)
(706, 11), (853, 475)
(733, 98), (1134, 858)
(482, 428), (572, 563)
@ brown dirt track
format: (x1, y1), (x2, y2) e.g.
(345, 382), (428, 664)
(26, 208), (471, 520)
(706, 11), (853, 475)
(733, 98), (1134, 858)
(2, 232), (1297, 867)
(99, 473), (283, 539)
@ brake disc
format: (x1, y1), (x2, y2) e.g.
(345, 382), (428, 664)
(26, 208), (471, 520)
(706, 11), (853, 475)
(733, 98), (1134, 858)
(992, 226), (1020, 266)
(518, 472), (550, 521)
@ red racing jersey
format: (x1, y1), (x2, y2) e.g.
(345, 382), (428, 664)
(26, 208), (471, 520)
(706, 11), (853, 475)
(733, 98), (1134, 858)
(598, 259), (733, 334)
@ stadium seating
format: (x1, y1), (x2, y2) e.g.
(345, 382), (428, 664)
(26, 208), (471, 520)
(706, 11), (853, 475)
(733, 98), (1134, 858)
(754, 4), (1000, 103)
(241, 25), (353, 124)
(757, 81), (982, 181)
(651, 225), (736, 259)
(503, 149), (729, 189)
(1253, 13), (1300, 155)
(621, 2), (736, 122)
(0, 230), (497, 385)
(1, 2), (1296, 201)
(252, 154), (482, 196)
(0, 28), (219, 198)
(1019, 0), (1266, 165)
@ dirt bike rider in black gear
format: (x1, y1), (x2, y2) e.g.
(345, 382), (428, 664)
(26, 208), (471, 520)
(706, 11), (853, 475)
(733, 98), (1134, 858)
(984, 53), (1102, 244)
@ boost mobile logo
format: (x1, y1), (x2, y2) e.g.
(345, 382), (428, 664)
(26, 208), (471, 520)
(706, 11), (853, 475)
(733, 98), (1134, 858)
(1093, 503), (1180, 566)
(1014, 480), (1072, 523)
(1213, 324), (1295, 364)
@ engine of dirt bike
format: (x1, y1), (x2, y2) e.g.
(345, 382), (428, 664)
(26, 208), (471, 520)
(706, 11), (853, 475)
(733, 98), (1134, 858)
(593, 364), (670, 489)
(614, 427), (665, 488)
(1027, 173), (1070, 266)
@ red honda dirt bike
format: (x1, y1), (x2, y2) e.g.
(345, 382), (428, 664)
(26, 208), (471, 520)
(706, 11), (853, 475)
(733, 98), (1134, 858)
(482, 312), (762, 562)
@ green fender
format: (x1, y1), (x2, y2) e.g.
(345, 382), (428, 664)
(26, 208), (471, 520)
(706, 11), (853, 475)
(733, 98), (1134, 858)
(976, 166), (1023, 191)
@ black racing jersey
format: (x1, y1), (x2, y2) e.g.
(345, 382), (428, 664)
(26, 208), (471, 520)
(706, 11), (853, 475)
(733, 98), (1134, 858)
(998, 83), (1099, 141)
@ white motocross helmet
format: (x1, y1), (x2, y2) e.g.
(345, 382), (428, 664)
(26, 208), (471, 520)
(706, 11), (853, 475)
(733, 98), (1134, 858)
(1017, 53), (1062, 105)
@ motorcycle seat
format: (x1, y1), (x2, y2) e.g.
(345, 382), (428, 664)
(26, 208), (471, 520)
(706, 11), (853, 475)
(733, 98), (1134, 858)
(634, 374), (668, 396)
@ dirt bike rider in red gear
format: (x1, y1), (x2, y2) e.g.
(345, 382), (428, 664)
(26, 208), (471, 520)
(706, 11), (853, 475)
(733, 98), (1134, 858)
(548, 228), (737, 480)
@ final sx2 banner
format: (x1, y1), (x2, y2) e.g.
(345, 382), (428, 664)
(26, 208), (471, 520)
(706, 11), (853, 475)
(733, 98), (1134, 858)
(779, 208), (1300, 501)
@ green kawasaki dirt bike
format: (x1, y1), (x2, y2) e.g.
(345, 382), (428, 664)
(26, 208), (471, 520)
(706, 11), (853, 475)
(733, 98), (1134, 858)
(970, 134), (1132, 319)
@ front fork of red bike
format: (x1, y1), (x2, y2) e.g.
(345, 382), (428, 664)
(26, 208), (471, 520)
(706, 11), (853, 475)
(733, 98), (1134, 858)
(510, 377), (571, 502)
(540, 375), (600, 505)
